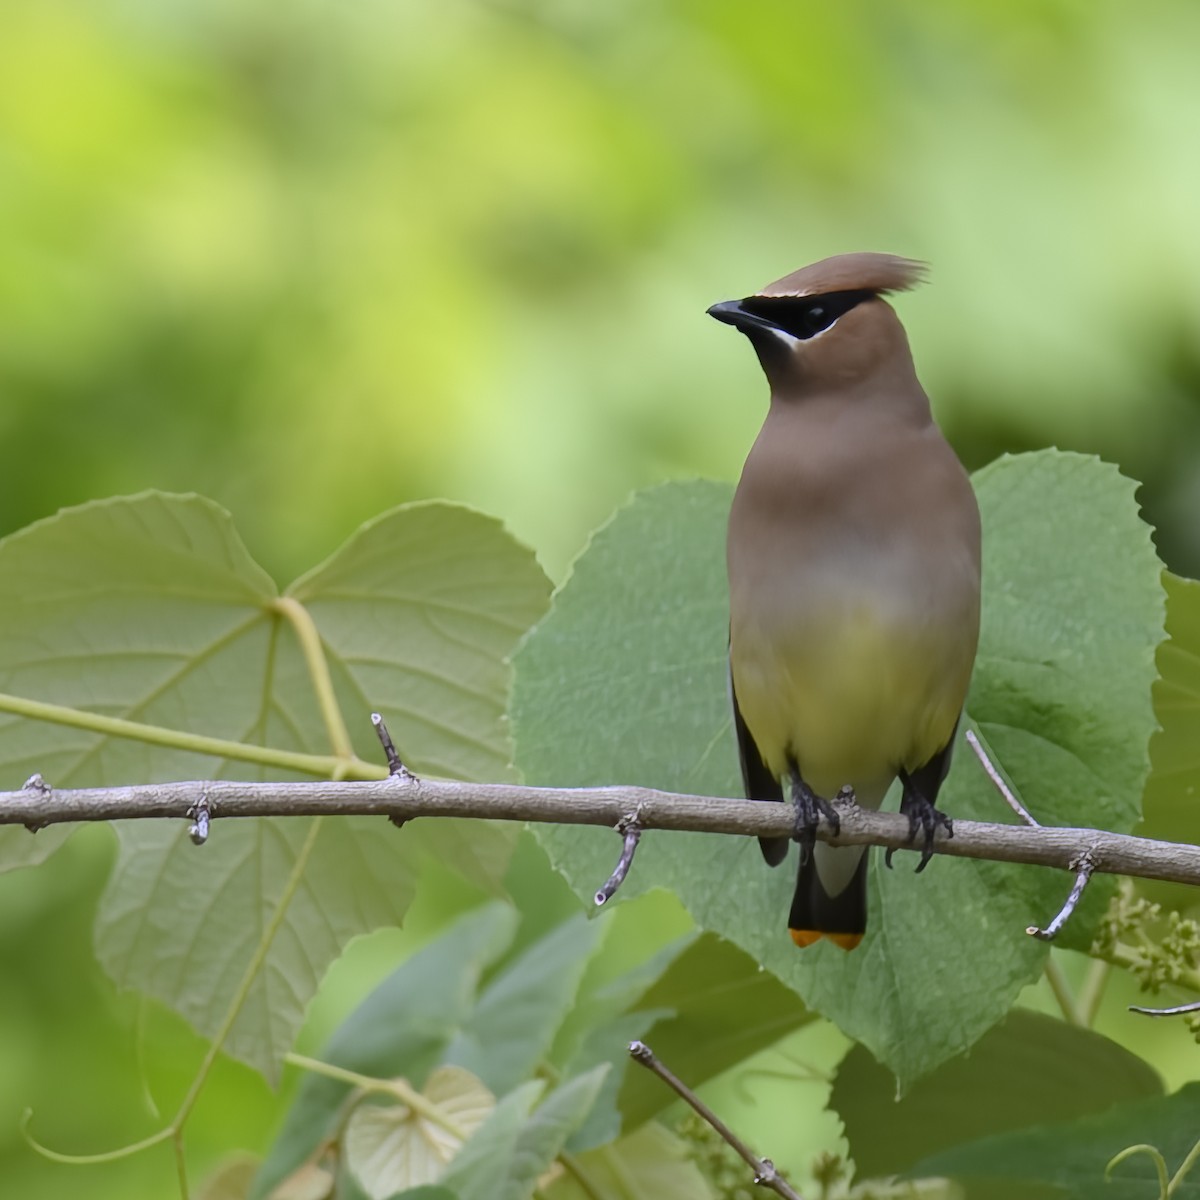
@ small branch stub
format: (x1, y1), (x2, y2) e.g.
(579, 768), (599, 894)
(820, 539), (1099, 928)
(370, 712), (415, 781)
(595, 814), (643, 906)
(371, 713), (418, 828)
(1129, 1000), (1200, 1018)
(628, 1040), (806, 1200)
(188, 794), (210, 847)
(1027, 852), (1097, 941)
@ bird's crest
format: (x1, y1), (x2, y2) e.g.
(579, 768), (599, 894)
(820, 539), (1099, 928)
(755, 253), (928, 300)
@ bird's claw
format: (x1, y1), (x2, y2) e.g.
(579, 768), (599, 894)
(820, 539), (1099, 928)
(885, 789), (953, 872)
(789, 771), (840, 865)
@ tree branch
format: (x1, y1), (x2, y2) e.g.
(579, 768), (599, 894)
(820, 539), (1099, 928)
(3, 773), (1200, 890)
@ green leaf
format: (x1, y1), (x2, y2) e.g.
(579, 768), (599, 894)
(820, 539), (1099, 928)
(513, 454), (1164, 1088)
(437, 1081), (544, 1200)
(915, 1081), (1200, 1199)
(616, 931), (813, 1131)
(501, 1067), (610, 1200)
(443, 910), (605, 1095)
(0, 492), (278, 793)
(0, 824), (73, 874)
(97, 816), (419, 1081)
(0, 493), (547, 1078)
(345, 1066), (496, 1199)
(252, 902), (519, 1200)
(1136, 573), (1200, 910)
(288, 500), (552, 784)
(543, 1121), (716, 1200)
(834, 1008), (1162, 1192)
(197, 1153), (263, 1200)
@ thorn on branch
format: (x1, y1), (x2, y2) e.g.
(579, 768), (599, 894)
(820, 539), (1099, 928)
(371, 714), (420, 827)
(20, 773), (52, 833)
(594, 814), (643, 906)
(371, 712), (417, 782)
(966, 730), (1040, 826)
(628, 1040), (806, 1200)
(187, 794), (210, 846)
(1027, 852), (1096, 941)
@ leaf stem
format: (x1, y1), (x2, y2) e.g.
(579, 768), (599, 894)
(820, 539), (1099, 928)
(1107, 1143), (1169, 1197)
(271, 597), (357, 771)
(173, 817), (327, 1130)
(285, 1053), (469, 1139)
(1077, 959), (1111, 1027)
(1042, 955), (1082, 1027)
(558, 1150), (608, 1200)
(0, 691), (383, 781)
(19, 1112), (173, 1165)
(1169, 1132), (1200, 1194)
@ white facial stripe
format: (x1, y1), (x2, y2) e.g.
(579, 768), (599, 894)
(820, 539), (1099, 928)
(768, 328), (802, 351)
(767, 317), (841, 351)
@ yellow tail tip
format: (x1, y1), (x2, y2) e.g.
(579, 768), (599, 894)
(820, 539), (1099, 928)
(789, 929), (863, 952)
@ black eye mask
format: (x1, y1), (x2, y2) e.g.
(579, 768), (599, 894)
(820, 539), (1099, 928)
(739, 289), (875, 340)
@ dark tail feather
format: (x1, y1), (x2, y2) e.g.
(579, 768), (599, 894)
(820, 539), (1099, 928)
(787, 846), (869, 951)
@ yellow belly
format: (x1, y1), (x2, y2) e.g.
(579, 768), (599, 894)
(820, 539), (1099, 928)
(731, 603), (970, 801)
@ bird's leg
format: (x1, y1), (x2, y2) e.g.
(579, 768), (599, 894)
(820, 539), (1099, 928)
(886, 771), (953, 873)
(787, 761), (840, 865)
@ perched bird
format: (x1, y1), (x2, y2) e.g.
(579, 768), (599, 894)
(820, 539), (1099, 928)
(709, 252), (981, 951)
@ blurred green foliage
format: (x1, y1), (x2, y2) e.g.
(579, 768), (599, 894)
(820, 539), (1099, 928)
(3, 0), (1200, 584)
(3, 1), (1200, 1197)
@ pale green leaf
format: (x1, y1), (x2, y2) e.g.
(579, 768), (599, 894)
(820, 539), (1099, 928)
(437, 1081), (544, 1200)
(346, 1066), (495, 1199)
(96, 816), (418, 1082)
(0, 824), (73, 874)
(288, 500), (552, 783)
(0, 493), (548, 1079)
(252, 902), (518, 1200)
(197, 1153), (264, 1200)
(513, 453), (1163, 1087)
(269, 1163), (336, 1200)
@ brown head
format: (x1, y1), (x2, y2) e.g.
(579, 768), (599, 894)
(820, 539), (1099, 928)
(708, 252), (927, 399)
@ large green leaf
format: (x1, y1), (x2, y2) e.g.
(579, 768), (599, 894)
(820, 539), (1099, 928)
(287, 500), (551, 783)
(1136, 573), (1200, 911)
(512, 453), (1163, 1087)
(0, 493), (548, 1078)
(833, 1008), (1162, 1196)
(252, 902), (518, 1200)
(916, 1082), (1200, 1199)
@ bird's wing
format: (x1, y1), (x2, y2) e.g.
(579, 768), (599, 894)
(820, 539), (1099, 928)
(729, 652), (789, 867)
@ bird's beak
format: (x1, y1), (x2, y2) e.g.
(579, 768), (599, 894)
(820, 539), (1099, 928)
(706, 299), (780, 337)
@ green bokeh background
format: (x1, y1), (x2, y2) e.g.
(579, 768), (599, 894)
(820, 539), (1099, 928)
(2, 1), (1199, 1196)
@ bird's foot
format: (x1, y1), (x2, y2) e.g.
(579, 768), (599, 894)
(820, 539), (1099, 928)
(885, 786), (953, 873)
(788, 768), (839, 865)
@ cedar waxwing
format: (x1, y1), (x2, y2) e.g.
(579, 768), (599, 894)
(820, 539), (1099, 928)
(710, 252), (981, 951)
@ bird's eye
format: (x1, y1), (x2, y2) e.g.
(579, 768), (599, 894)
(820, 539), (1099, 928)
(803, 305), (830, 335)
(741, 290), (874, 341)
